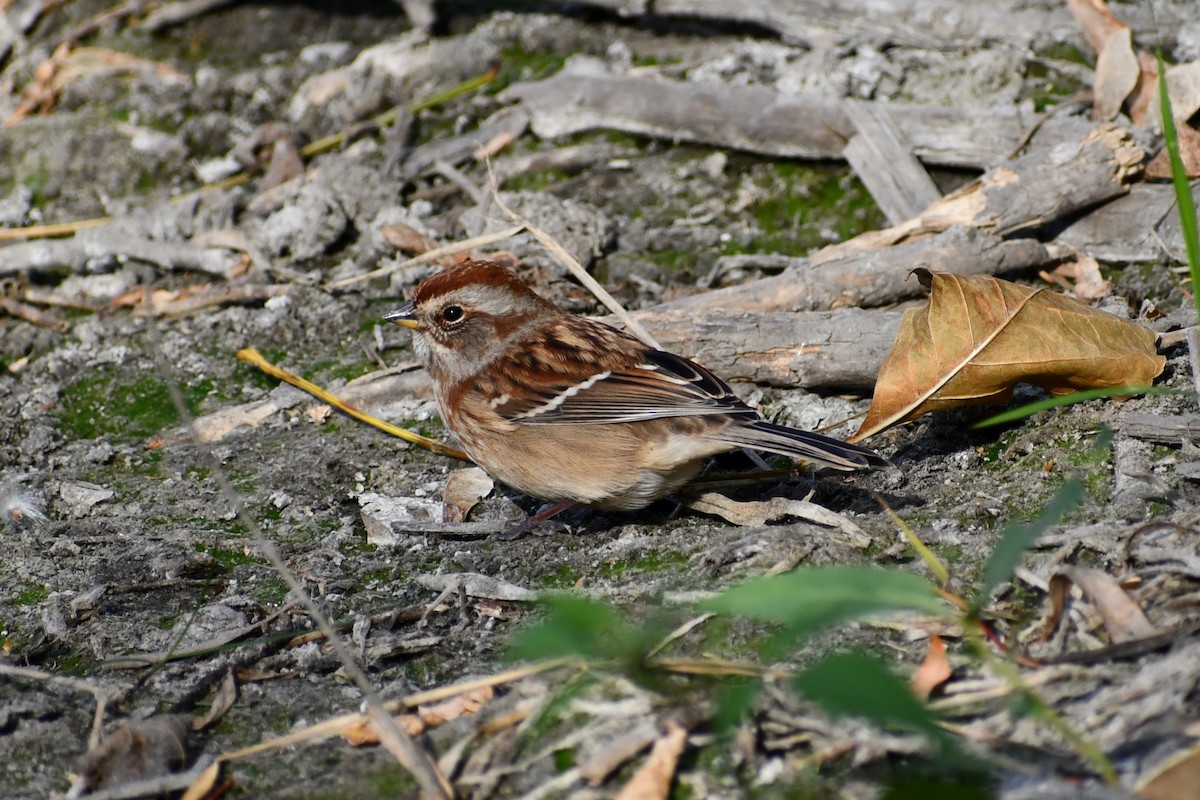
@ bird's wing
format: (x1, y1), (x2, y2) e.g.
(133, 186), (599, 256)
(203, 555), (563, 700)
(481, 326), (756, 425)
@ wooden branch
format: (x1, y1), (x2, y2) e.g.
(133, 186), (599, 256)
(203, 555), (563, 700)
(644, 226), (1050, 315)
(568, 0), (1183, 50)
(1118, 413), (1200, 446)
(631, 307), (900, 392)
(842, 99), (941, 224)
(1054, 183), (1192, 263)
(815, 122), (1145, 261)
(0, 228), (244, 280)
(500, 72), (1095, 169)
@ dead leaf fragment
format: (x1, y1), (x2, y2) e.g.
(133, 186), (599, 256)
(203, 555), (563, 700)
(75, 715), (192, 792)
(1066, 0), (1147, 121)
(911, 634), (953, 700)
(1041, 255), (1110, 301)
(1046, 566), (1157, 644)
(1146, 121), (1200, 179)
(1136, 741), (1200, 800)
(181, 760), (223, 800)
(380, 221), (439, 254)
(613, 720), (688, 800)
(853, 270), (1164, 441)
(193, 670), (238, 731)
(442, 466), (494, 523)
(1093, 26), (1140, 121)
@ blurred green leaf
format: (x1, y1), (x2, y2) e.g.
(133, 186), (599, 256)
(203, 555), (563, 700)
(705, 566), (948, 637)
(711, 680), (759, 733)
(506, 596), (648, 663)
(973, 477), (1084, 614)
(795, 652), (946, 743)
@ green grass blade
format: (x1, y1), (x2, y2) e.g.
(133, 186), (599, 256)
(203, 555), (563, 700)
(972, 385), (1175, 428)
(1156, 51), (1200, 313)
(972, 477), (1084, 614)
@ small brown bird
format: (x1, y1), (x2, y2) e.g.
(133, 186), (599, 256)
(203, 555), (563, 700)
(386, 260), (886, 532)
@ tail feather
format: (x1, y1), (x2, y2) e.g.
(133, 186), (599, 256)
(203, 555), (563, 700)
(716, 420), (889, 472)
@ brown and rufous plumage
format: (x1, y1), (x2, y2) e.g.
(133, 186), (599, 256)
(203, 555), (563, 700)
(386, 260), (887, 515)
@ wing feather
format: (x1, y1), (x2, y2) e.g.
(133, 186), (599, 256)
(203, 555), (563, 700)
(477, 321), (757, 424)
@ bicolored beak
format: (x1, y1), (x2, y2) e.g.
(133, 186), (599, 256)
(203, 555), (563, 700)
(383, 300), (419, 329)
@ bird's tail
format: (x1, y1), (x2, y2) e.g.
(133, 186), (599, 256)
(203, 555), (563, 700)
(715, 420), (889, 472)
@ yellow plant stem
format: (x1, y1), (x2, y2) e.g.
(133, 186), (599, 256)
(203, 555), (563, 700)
(236, 347), (470, 462)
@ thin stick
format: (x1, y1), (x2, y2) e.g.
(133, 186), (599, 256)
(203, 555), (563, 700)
(484, 161), (661, 349)
(236, 347), (470, 461)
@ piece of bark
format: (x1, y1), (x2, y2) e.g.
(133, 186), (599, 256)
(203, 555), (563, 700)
(1053, 183), (1190, 263)
(816, 122), (1144, 261)
(580, 0), (1185, 49)
(645, 226), (1051, 316)
(1118, 413), (1200, 446)
(842, 99), (941, 224)
(635, 307), (901, 392)
(0, 228), (244, 280)
(501, 72), (1095, 170)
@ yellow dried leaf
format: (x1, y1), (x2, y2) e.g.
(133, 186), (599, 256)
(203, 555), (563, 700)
(853, 270), (1164, 441)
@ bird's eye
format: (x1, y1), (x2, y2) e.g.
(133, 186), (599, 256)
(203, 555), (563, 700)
(441, 305), (465, 324)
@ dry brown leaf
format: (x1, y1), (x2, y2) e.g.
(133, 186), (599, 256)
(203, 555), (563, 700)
(442, 466), (494, 523)
(380, 221), (440, 254)
(852, 270), (1164, 441)
(613, 720), (688, 800)
(1068, 0), (1126, 53)
(1046, 566), (1156, 644)
(1092, 25), (1140, 121)
(75, 715), (192, 792)
(1067, 0), (1154, 122)
(1041, 254), (1110, 300)
(1125, 51), (1160, 125)
(1146, 121), (1200, 179)
(1136, 741), (1200, 800)
(193, 670), (238, 732)
(911, 634), (953, 700)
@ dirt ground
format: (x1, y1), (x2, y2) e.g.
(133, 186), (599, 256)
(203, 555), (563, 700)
(2, 2), (1200, 798)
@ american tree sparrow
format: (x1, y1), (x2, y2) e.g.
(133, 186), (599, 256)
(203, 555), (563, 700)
(386, 260), (886, 534)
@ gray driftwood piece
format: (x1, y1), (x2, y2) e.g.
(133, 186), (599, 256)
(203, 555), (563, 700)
(499, 72), (1093, 169)
(651, 124), (1142, 316)
(0, 228), (244, 279)
(633, 307), (900, 392)
(1118, 413), (1200, 446)
(1054, 183), (1191, 263)
(842, 99), (942, 224)
(648, 226), (1050, 316)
